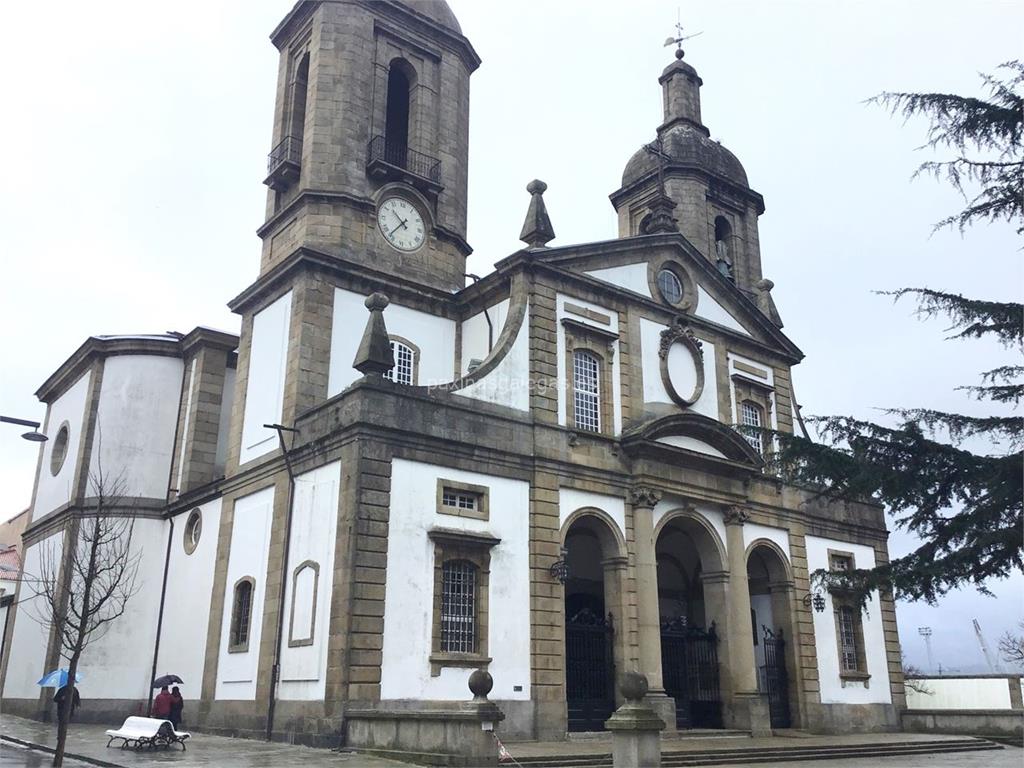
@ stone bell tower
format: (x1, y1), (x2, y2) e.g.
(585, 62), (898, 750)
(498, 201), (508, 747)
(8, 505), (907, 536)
(258, 0), (480, 292)
(610, 47), (768, 294)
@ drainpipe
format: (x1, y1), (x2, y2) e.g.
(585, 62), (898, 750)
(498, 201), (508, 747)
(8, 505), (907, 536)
(265, 423), (298, 742)
(147, 516), (175, 716)
(465, 274), (493, 353)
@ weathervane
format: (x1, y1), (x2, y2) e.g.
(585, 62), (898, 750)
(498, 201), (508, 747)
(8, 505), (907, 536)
(663, 9), (702, 60)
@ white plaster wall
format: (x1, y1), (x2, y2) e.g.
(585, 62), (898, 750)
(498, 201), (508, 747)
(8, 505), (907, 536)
(90, 355), (183, 499)
(240, 292), (292, 465)
(584, 263), (651, 298)
(279, 462), (340, 701)
(461, 299), (510, 376)
(216, 486), (274, 700)
(556, 295), (622, 434)
(751, 593), (775, 675)
(34, 372), (91, 518)
(559, 488), (626, 543)
(157, 498), (223, 700)
(214, 368), (236, 474)
(652, 498), (727, 562)
(328, 288), (457, 394)
(655, 435), (727, 458)
(695, 286), (750, 335)
(455, 305), (531, 412)
(639, 318), (719, 421)
(380, 459), (531, 701)
(905, 678), (1013, 710)
(76, 518), (166, 700)
(3, 532), (63, 698)
(805, 535), (892, 704)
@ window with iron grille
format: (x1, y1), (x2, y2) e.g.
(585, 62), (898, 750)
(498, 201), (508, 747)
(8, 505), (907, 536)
(385, 340), (415, 385)
(230, 578), (254, 651)
(837, 605), (860, 672)
(442, 489), (477, 511)
(573, 350), (601, 432)
(739, 400), (765, 454)
(830, 553), (853, 572)
(441, 560), (477, 653)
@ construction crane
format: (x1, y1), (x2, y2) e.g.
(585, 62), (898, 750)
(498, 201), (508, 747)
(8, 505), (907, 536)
(973, 618), (999, 673)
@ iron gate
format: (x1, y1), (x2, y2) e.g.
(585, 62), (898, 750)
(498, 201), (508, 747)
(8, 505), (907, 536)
(760, 626), (792, 729)
(565, 608), (615, 731)
(660, 617), (722, 729)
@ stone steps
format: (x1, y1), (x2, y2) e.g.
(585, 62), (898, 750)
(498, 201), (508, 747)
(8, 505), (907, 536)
(509, 737), (1002, 767)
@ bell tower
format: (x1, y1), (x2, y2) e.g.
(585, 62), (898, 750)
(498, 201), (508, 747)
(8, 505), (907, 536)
(258, 0), (480, 292)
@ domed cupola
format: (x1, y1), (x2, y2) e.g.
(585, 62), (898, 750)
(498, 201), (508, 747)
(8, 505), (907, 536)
(610, 48), (767, 293)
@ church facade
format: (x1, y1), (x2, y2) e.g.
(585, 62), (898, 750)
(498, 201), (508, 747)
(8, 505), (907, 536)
(0, 0), (905, 746)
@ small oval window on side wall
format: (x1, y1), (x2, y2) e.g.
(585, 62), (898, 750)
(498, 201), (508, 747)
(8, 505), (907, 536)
(657, 268), (684, 305)
(49, 422), (70, 476)
(183, 509), (202, 555)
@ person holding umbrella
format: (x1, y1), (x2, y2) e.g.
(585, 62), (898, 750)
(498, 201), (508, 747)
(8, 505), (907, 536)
(38, 669), (81, 723)
(152, 686), (173, 720)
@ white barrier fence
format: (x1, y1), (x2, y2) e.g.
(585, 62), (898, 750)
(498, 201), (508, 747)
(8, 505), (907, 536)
(905, 674), (1024, 711)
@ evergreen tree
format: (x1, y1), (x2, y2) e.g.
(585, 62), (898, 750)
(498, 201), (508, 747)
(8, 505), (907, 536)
(771, 61), (1023, 604)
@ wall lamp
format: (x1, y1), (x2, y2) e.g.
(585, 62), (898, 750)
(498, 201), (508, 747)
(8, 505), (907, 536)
(803, 591), (827, 613)
(550, 546), (570, 584)
(1, 415), (47, 443)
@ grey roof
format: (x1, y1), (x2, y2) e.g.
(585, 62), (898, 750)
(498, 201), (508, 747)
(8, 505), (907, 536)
(621, 123), (749, 189)
(395, 0), (461, 34)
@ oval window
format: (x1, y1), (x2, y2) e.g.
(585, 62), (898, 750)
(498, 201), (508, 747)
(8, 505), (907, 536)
(49, 422), (70, 476)
(183, 509), (202, 555)
(657, 268), (683, 305)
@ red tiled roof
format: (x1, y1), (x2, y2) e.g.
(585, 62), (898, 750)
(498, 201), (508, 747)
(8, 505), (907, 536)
(0, 545), (20, 574)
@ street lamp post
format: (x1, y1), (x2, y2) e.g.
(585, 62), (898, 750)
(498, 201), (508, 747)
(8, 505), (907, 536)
(0, 415), (47, 442)
(918, 626), (935, 673)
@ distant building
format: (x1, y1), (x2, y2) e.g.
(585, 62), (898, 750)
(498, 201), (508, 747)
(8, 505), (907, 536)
(0, 510), (29, 555)
(0, 0), (904, 745)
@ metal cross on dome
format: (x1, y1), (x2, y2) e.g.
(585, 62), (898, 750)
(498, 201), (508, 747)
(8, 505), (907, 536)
(663, 9), (703, 57)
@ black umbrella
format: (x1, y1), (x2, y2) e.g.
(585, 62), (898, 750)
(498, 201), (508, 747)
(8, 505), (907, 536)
(152, 674), (184, 688)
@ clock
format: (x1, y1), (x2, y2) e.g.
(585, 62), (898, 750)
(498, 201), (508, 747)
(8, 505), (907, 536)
(377, 196), (426, 252)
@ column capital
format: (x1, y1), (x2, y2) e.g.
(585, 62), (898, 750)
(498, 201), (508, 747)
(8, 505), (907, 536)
(629, 486), (663, 509)
(723, 505), (750, 526)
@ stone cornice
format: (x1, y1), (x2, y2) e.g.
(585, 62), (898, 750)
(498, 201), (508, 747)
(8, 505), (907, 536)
(609, 165), (765, 215)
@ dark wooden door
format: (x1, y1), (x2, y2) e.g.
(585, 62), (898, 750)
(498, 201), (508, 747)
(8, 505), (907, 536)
(761, 626), (792, 729)
(565, 609), (615, 731)
(660, 617), (723, 729)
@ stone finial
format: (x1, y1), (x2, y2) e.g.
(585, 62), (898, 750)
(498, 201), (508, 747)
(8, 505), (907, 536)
(620, 672), (649, 703)
(755, 278), (784, 328)
(519, 179), (555, 249)
(468, 669), (493, 702)
(353, 292), (395, 376)
(639, 193), (678, 235)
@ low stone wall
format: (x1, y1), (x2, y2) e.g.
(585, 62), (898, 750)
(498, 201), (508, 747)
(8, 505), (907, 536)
(902, 709), (1024, 741)
(344, 706), (502, 767)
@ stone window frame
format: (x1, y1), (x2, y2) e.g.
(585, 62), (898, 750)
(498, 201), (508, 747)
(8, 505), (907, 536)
(384, 335), (420, 386)
(228, 576), (256, 654)
(288, 559), (320, 648)
(427, 528), (500, 676)
(827, 549), (871, 685)
(562, 318), (617, 437)
(182, 508), (202, 556)
(49, 421), (70, 477)
(646, 259), (696, 311)
(731, 373), (775, 455)
(436, 478), (489, 521)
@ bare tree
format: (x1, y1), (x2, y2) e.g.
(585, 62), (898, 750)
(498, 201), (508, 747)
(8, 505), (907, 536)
(26, 464), (142, 767)
(998, 621), (1024, 669)
(901, 654), (934, 696)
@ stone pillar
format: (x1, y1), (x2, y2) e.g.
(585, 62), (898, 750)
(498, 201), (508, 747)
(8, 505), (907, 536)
(723, 505), (771, 736)
(629, 487), (675, 728)
(1009, 676), (1023, 710)
(605, 672), (665, 768)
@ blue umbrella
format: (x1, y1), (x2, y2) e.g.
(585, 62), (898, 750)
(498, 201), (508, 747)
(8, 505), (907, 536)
(37, 669), (81, 688)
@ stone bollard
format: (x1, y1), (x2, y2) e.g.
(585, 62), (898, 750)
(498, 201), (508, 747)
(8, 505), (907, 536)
(605, 672), (666, 768)
(462, 669), (506, 767)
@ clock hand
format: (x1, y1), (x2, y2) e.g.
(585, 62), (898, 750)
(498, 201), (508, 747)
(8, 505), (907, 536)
(388, 217), (409, 236)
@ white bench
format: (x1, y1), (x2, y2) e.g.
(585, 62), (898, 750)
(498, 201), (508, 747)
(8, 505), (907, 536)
(105, 716), (191, 751)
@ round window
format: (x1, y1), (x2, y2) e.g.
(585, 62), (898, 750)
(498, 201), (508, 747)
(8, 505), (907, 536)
(183, 509), (202, 555)
(657, 268), (684, 305)
(49, 422), (70, 476)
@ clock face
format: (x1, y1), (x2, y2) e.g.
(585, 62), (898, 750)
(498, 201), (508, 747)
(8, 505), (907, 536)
(377, 197), (426, 252)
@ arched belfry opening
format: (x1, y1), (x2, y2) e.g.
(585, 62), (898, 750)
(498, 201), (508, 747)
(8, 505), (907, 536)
(747, 542), (799, 728)
(289, 52), (310, 145)
(385, 58), (415, 168)
(562, 511), (625, 732)
(714, 216), (734, 281)
(655, 512), (726, 729)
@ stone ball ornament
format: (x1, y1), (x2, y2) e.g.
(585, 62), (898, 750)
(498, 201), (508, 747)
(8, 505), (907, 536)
(365, 292), (390, 311)
(620, 671), (649, 702)
(468, 668), (494, 700)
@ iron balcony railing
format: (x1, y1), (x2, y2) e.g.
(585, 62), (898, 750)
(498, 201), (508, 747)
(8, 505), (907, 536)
(267, 135), (302, 176)
(367, 135), (442, 185)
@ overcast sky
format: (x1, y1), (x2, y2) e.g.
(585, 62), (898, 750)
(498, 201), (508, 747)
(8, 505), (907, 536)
(0, 0), (1020, 673)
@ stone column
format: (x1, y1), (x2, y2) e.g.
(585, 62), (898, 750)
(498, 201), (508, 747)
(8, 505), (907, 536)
(723, 505), (771, 735)
(630, 487), (675, 728)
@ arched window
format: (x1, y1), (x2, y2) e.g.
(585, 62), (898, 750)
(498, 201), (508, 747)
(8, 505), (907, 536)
(573, 349), (601, 432)
(289, 561), (319, 647)
(384, 339), (416, 385)
(739, 400), (765, 455)
(385, 59), (414, 167)
(441, 560), (478, 653)
(288, 52), (310, 144)
(229, 577), (255, 652)
(714, 216), (734, 281)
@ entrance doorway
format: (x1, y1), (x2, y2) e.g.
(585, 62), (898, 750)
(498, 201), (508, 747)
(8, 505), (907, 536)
(747, 542), (797, 729)
(563, 515), (619, 732)
(656, 515), (725, 729)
